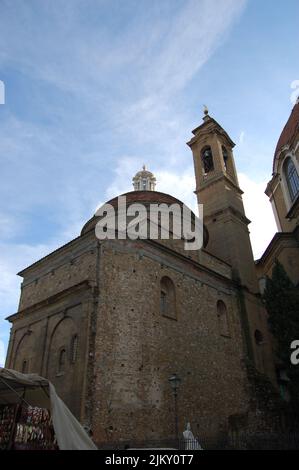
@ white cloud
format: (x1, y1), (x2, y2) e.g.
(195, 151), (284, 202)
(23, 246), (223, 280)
(0, 238), (76, 363)
(0, 80), (4, 105)
(239, 131), (245, 144)
(0, 340), (5, 367)
(108, 157), (276, 260)
(0, 0), (246, 102)
(155, 168), (198, 212)
(117, 0), (247, 145)
(161, 168), (277, 260)
(291, 80), (299, 105)
(143, 0), (247, 97)
(239, 172), (276, 259)
(105, 159), (198, 211)
(0, 0), (249, 365)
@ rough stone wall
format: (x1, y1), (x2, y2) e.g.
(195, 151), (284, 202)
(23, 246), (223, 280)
(91, 238), (250, 446)
(5, 232), (98, 420)
(6, 287), (92, 419)
(256, 237), (299, 286)
(240, 290), (276, 381)
(18, 233), (97, 310)
(5, 224), (280, 444)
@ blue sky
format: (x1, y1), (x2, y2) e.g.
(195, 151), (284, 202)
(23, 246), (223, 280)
(0, 0), (298, 364)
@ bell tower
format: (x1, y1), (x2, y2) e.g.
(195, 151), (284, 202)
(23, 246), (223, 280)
(187, 107), (257, 291)
(187, 108), (275, 379)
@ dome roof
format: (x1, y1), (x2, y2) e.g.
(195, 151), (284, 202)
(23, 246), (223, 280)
(274, 101), (299, 165)
(107, 190), (183, 207)
(81, 190), (209, 247)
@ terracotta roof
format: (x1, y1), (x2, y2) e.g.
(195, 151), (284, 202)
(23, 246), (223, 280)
(81, 191), (191, 235)
(274, 101), (299, 157)
(107, 190), (185, 207)
(81, 190), (209, 247)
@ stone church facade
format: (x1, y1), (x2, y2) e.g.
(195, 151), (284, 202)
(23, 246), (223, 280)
(5, 105), (299, 446)
(256, 99), (299, 393)
(256, 100), (299, 285)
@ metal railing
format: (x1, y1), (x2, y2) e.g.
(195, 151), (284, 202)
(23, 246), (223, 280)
(96, 432), (299, 450)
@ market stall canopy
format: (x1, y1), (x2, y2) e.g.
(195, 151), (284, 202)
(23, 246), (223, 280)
(0, 368), (97, 450)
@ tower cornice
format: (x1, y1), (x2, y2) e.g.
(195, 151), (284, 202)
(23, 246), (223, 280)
(194, 171), (243, 196)
(187, 117), (235, 148)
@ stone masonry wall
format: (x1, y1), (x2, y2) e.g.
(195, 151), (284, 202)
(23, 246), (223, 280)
(18, 233), (97, 310)
(91, 238), (250, 445)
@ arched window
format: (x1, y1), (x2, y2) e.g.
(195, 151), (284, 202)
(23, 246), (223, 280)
(222, 146), (228, 170)
(70, 335), (78, 364)
(58, 348), (66, 374)
(284, 158), (299, 202)
(217, 300), (230, 337)
(160, 276), (176, 320)
(201, 146), (214, 174)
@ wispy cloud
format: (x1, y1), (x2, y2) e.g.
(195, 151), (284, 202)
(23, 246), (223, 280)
(0, 340), (5, 367)
(239, 173), (276, 259)
(0, 0), (249, 359)
(291, 80), (299, 104)
(239, 130), (245, 144)
(107, 157), (276, 260)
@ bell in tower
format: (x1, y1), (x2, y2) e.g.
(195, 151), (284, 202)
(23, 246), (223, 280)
(187, 106), (253, 287)
(187, 107), (274, 378)
(188, 106), (239, 187)
(132, 165), (156, 191)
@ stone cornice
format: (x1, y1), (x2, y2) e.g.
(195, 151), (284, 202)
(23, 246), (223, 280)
(194, 171), (243, 196)
(255, 231), (297, 267)
(187, 117), (235, 148)
(6, 280), (93, 323)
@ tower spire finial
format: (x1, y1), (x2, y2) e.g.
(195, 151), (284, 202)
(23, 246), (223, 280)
(203, 104), (210, 122)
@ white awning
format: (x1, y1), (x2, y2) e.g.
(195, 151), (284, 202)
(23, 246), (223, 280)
(0, 367), (97, 450)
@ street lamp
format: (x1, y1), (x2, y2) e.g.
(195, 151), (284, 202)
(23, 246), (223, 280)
(168, 373), (181, 442)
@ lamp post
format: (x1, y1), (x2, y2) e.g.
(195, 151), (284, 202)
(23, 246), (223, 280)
(168, 373), (181, 442)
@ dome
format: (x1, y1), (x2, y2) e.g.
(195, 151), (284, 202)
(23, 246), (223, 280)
(81, 190), (209, 247)
(273, 100), (299, 170)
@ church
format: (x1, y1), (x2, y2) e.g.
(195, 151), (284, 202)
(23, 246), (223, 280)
(4, 102), (299, 447)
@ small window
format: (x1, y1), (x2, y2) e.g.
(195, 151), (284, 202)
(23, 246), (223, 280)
(160, 290), (167, 314)
(58, 348), (66, 374)
(22, 360), (28, 374)
(201, 146), (214, 174)
(160, 276), (176, 320)
(217, 300), (230, 337)
(142, 179), (147, 190)
(284, 158), (299, 202)
(222, 146), (228, 170)
(254, 329), (264, 345)
(70, 335), (78, 364)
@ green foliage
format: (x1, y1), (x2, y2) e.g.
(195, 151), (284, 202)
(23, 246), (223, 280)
(263, 260), (299, 411)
